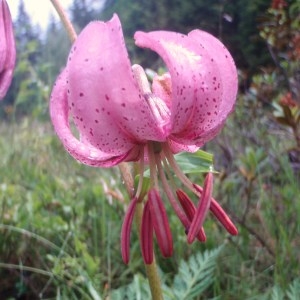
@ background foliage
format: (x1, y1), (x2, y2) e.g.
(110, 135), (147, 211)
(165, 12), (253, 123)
(0, 0), (299, 299)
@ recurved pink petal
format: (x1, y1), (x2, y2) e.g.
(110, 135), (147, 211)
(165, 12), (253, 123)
(134, 30), (222, 136)
(0, 0), (16, 100)
(174, 30), (238, 147)
(121, 197), (138, 264)
(67, 14), (166, 151)
(50, 68), (140, 167)
(189, 31), (237, 123)
(187, 173), (213, 244)
(167, 138), (199, 154)
(141, 200), (154, 264)
(148, 189), (173, 258)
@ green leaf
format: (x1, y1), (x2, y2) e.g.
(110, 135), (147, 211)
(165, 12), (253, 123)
(286, 279), (300, 300)
(172, 246), (222, 300)
(110, 274), (151, 300)
(87, 282), (102, 300)
(174, 150), (214, 174)
(142, 149), (214, 179)
(134, 175), (150, 200)
(271, 285), (285, 300)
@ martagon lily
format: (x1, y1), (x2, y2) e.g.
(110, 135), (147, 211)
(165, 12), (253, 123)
(0, 0), (16, 100)
(50, 14), (238, 264)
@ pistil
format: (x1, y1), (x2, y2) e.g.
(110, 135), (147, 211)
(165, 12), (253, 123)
(132, 64), (171, 131)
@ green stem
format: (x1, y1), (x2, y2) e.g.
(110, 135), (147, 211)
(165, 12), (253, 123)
(135, 197), (164, 300)
(119, 163), (164, 300)
(49, 0), (77, 42)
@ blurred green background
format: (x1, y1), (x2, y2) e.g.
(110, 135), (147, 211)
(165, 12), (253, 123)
(0, 0), (299, 299)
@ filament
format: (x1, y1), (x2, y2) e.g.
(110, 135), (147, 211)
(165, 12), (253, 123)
(155, 153), (189, 226)
(135, 147), (145, 200)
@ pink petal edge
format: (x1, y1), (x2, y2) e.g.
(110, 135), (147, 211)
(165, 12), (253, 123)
(50, 68), (136, 167)
(0, 0), (16, 100)
(186, 30), (238, 146)
(68, 14), (166, 148)
(134, 30), (223, 137)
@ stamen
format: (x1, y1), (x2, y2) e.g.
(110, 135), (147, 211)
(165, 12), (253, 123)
(144, 93), (171, 127)
(147, 142), (159, 189)
(121, 196), (139, 264)
(132, 64), (170, 129)
(176, 190), (195, 220)
(155, 153), (190, 227)
(163, 143), (195, 192)
(194, 184), (238, 235)
(210, 199), (238, 235)
(163, 144), (238, 238)
(135, 147), (145, 201)
(132, 64), (152, 94)
(141, 200), (154, 264)
(148, 189), (173, 258)
(176, 189), (206, 242)
(187, 173), (213, 244)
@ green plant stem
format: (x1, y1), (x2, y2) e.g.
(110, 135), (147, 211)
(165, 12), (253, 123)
(49, 0), (77, 42)
(135, 201), (164, 300)
(119, 162), (164, 300)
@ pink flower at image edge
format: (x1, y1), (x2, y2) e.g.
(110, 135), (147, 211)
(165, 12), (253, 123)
(0, 0), (16, 100)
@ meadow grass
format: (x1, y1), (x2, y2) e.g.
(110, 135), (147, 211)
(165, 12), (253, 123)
(0, 107), (299, 299)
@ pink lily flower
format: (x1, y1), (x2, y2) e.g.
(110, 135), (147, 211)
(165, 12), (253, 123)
(50, 14), (238, 264)
(0, 0), (16, 100)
